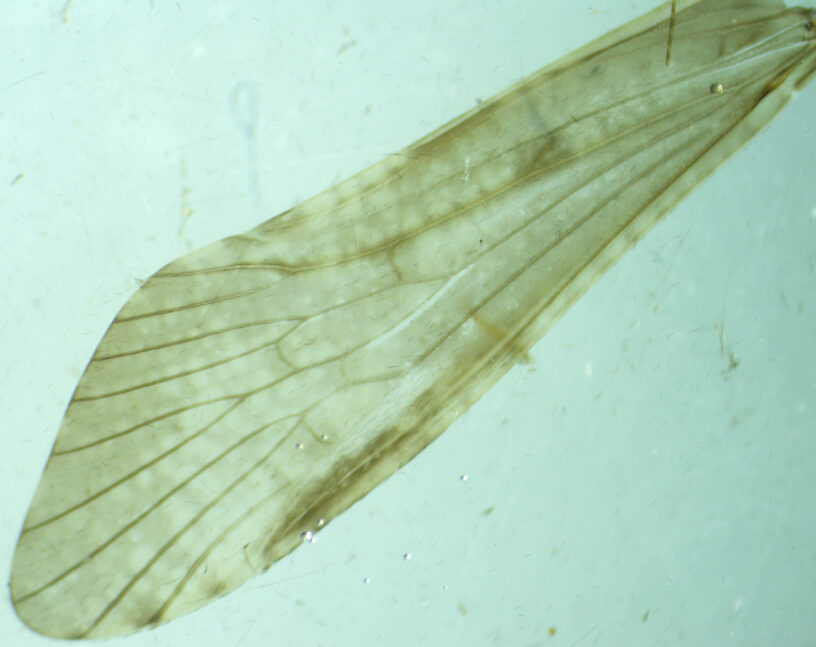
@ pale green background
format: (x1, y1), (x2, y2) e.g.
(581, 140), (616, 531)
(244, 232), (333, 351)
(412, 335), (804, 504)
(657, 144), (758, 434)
(1, 1), (815, 645)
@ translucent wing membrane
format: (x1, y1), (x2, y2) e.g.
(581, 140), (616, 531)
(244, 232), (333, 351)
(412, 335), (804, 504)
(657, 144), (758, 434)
(11, 0), (816, 638)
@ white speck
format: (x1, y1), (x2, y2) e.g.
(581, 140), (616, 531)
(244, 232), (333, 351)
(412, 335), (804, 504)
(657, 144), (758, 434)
(463, 157), (471, 182)
(584, 361), (593, 377)
(300, 530), (316, 543)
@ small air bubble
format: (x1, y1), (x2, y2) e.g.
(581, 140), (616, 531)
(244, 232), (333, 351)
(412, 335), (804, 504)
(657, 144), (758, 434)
(363, 577), (371, 584)
(320, 434), (329, 441)
(403, 553), (412, 561)
(710, 82), (724, 94)
(296, 442), (304, 450)
(300, 530), (315, 543)
(460, 474), (468, 482)
(317, 517), (327, 527)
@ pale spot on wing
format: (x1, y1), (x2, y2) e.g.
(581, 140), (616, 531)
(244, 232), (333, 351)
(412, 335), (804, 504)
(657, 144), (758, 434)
(10, 1), (816, 639)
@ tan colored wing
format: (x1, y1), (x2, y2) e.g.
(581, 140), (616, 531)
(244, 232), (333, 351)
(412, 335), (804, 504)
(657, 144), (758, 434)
(11, 0), (816, 639)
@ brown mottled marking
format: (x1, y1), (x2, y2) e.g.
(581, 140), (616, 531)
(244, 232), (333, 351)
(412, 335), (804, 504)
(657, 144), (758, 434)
(10, 0), (816, 639)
